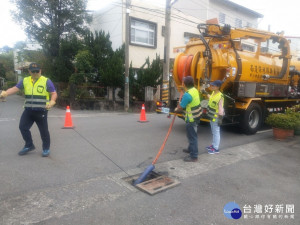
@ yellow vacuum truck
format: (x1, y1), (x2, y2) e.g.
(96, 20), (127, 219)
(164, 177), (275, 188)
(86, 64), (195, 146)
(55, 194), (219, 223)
(170, 24), (300, 134)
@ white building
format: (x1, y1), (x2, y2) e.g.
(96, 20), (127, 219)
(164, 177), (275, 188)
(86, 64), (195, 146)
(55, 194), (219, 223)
(90, 0), (263, 68)
(174, 0), (263, 29)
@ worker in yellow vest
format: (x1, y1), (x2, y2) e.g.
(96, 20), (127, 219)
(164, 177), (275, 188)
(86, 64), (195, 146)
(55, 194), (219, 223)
(0, 63), (57, 157)
(206, 80), (224, 154)
(175, 76), (202, 162)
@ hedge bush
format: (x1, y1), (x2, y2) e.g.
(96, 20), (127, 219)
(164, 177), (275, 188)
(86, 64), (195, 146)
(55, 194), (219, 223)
(266, 113), (296, 130)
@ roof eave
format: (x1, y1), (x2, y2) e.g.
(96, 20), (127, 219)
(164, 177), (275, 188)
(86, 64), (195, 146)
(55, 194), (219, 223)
(211, 0), (264, 18)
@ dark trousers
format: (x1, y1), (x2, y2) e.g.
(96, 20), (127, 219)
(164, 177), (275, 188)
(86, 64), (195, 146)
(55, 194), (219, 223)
(186, 121), (198, 158)
(19, 109), (50, 150)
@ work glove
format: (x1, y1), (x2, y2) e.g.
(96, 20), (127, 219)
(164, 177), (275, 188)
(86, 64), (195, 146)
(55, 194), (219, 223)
(218, 115), (223, 126)
(0, 90), (7, 101)
(45, 100), (56, 109)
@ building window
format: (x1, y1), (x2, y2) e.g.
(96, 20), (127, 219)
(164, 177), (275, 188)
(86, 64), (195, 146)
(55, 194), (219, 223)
(235, 18), (242, 28)
(219, 12), (226, 24)
(130, 18), (156, 48)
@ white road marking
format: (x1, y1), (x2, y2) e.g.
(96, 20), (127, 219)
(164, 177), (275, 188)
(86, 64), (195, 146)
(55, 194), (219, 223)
(154, 139), (279, 179)
(0, 118), (16, 122)
(257, 129), (272, 133)
(48, 113), (126, 118)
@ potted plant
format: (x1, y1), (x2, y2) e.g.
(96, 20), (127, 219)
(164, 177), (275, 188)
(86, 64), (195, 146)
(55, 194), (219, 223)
(265, 113), (296, 140)
(295, 120), (300, 136)
(286, 104), (300, 136)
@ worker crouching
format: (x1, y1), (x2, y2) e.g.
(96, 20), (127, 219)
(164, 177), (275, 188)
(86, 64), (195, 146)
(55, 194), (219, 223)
(175, 76), (202, 162)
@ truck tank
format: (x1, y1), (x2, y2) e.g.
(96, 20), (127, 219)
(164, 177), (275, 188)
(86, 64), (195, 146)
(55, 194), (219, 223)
(172, 24), (300, 134)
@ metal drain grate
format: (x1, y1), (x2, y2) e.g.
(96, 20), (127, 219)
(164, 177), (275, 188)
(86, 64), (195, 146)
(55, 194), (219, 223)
(122, 171), (180, 195)
(135, 175), (180, 195)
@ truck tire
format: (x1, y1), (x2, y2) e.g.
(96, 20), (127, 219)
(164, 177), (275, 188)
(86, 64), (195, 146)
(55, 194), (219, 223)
(241, 102), (262, 134)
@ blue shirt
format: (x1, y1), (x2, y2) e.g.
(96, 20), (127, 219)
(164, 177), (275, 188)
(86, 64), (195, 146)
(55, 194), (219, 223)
(180, 92), (192, 108)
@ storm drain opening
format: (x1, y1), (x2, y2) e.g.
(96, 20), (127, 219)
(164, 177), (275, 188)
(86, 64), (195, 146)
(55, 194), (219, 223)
(123, 171), (180, 195)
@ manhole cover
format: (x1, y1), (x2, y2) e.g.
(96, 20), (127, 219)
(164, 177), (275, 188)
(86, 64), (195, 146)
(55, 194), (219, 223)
(135, 175), (180, 195)
(123, 171), (180, 195)
(123, 171), (161, 184)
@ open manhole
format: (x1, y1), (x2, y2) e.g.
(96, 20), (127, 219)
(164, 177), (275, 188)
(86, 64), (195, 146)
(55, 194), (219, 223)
(123, 171), (180, 195)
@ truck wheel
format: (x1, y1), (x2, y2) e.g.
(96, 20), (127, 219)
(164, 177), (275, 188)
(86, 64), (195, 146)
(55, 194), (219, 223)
(241, 102), (262, 134)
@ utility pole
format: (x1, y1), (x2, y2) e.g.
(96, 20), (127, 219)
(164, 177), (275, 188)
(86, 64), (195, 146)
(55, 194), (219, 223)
(267, 24), (270, 52)
(162, 0), (171, 107)
(124, 0), (130, 112)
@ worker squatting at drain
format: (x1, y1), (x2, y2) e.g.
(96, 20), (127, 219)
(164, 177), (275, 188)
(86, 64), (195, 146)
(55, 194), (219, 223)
(0, 62), (57, 157)
(175, 76), (202, 162)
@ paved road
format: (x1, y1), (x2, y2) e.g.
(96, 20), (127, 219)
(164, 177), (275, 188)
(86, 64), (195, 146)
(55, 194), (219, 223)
(0, 95), (299, 225)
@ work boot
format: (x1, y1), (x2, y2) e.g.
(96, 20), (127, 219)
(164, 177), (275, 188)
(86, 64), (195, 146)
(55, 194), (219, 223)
(18, 145), (35, 156)
(42, 149), (50, 157)
(183, 155), (198, 162)
(182, 148), (190, 153)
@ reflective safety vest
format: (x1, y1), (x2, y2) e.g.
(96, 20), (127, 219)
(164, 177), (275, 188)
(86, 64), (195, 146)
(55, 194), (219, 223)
(185, 87), (202, 123)
(207, 91), (223, 122)
(23, 76), (49, 109)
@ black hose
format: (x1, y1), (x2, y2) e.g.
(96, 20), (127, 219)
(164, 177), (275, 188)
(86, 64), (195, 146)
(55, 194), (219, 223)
(268, 38), (290, 79)
(197, 33), (212, 80)
(230, 39), (242, 82)
(223, 93), (235, 103)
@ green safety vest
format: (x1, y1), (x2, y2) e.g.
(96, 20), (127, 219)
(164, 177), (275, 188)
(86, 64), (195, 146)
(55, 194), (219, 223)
(23, 76), (49, 109)
(207, 91), (223, 122)
(185, 87), (202, 123)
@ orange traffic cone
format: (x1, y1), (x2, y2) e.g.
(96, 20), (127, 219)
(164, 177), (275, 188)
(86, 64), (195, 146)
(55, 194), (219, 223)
(62, 106), (74, 128)
(138, 104), (148, 123)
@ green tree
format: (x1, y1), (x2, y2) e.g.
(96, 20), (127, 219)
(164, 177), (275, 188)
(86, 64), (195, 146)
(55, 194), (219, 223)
(0, 51), (14, 80)
(75, 50), (93, 73)
(11, 0), (92, 81)
(54, 35), (84, 82)
(68, 49), (93, 86)
(130, 55), (162, 101)
(84, 31), (114, 82)
(102, 45), (125, 100)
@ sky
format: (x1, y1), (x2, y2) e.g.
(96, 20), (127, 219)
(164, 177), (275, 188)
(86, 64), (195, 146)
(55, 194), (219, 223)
(1, 0), (300, 49)
(230, 0), (300, 37)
